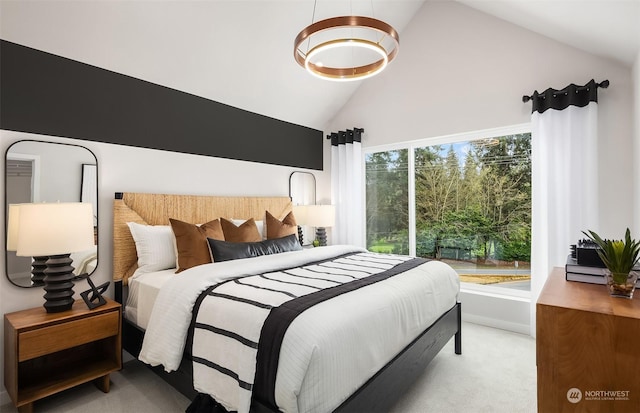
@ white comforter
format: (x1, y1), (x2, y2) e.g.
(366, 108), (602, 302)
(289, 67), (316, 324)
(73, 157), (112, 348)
(139, 245), (460, 413)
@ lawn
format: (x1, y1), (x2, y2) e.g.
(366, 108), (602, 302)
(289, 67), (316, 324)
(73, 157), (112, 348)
(368, 243), (396, 254)
(457, 274), (531, 285)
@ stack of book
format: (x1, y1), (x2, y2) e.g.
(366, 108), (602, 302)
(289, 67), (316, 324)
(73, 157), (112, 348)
(565, 255), (606, 284)
(565, 254), (640, 286)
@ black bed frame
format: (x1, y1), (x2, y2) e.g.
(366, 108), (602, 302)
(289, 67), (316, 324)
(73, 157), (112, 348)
(115, 281), (462, 412)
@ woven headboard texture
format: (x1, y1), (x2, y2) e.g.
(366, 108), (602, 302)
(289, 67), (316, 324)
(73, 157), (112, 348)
(113, 192), (292, 285)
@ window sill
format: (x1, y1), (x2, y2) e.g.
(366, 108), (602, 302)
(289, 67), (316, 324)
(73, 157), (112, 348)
(460, 282), (531, 302)
(459, 283), (531, 335)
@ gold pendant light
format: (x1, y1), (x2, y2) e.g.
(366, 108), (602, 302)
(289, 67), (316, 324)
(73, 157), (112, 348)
(294, 2), (399, 82)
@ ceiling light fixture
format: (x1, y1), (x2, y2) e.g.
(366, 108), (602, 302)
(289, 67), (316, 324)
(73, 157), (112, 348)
(294, 7), (399, 82)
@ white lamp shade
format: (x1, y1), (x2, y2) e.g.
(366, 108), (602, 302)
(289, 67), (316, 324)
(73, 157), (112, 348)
(15, 203), (95, 257)
(296, 205), (335, 228)
(6, 204), (22, 252)
(292, 205), (308, 225)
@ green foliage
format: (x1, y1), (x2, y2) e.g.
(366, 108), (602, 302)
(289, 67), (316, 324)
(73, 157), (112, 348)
(366, 134), (532, 264)
(582, 228), (640, 283)
(495, 240), (531, 261)
(368, 242), (395, 254)
(365, 150), (409, 247)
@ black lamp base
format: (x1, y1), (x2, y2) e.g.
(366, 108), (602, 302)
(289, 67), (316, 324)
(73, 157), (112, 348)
(43, 254), (75, 313)
(31, 256), (47, 287)
(315, 227), (327, 247)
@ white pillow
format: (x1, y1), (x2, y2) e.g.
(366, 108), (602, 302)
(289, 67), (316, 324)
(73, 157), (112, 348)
(232, 219), (265, 239)
(127, 222), (176, 275)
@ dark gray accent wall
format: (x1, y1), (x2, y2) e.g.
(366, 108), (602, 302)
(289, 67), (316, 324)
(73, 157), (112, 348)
(0, 40), (323, 170)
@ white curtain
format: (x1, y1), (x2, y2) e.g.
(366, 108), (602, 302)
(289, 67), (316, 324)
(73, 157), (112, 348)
(529, 80), (605, 336)
(330, 128), (364, 246)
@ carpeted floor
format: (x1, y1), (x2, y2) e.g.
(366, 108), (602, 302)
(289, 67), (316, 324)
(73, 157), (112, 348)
(0, 322), (536, 413)
(390, 322), (536, 413)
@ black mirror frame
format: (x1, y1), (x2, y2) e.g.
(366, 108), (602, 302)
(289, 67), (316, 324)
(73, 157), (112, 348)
(4, 139), (99, 288)
(289, 171), (317, 246)
(288, 171), (317, 205)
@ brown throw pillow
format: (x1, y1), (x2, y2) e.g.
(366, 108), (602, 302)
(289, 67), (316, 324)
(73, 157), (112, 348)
(266, 210), (297, 239)
(169, 218), (224, 273)
(220, 217), (262, 242)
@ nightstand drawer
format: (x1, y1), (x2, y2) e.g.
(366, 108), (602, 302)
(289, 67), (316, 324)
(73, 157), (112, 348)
(19, 311), (119, 361)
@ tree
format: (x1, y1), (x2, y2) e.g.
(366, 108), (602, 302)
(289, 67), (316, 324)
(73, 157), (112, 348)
(365, 150), (408, 248)
(366, 133), (531, 264)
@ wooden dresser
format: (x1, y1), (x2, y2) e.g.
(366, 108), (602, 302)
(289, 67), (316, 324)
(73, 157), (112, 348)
(4, 299), (121, 413)
(537, 268), (640, 412)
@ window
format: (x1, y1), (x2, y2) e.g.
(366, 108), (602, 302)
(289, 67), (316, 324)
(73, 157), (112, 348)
(365, 126), (531, 293)
(365, 149), (409, 255)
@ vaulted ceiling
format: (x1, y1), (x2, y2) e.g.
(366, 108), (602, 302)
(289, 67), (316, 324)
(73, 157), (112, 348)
(1, 1), (638, 131)
(458, 0), (639, 67)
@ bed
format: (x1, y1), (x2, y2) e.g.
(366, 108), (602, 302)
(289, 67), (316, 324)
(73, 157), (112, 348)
(112, 191), (462, 413)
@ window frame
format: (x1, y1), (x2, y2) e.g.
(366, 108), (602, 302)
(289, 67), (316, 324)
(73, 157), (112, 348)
(363, 123), (532, 298)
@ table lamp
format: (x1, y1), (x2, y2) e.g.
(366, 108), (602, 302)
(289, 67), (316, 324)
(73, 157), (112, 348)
(292, 204), (308, 246)
(7, 204), (47, 286)
(15, 203), (95, 313)
(295, 205), (335, 246)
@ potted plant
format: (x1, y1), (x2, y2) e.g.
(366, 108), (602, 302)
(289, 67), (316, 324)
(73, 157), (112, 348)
(582, 228), (640, 299)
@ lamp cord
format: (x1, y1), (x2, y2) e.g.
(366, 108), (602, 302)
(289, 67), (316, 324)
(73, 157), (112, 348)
(311, 0), (317, 24)
(370, 0), (385, 44)
(304, 0), (319, 54)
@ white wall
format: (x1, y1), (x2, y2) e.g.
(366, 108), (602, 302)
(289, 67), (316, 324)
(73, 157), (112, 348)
(7, 140), (94, 203)
(0, 130), (329, 404)
(328, 1), (635, 332)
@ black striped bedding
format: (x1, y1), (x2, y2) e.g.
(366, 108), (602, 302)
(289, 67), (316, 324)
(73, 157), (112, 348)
(138, 246), (460, 413)
(191, 252), (427, 412)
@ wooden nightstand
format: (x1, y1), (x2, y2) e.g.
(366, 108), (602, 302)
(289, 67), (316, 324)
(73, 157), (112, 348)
(4, 298), (122, 413)
(537, 268), (640, 412)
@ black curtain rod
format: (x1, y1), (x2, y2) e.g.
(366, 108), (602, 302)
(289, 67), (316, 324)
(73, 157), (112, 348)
(326, 127), (364, 139)
(522, 79), (609, 103)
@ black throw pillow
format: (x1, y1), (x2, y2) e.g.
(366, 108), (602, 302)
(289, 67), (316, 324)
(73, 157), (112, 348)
(208, 233), (302, 262)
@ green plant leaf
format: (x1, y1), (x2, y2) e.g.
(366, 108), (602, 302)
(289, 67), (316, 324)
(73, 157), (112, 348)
(581, 228), (640, 275)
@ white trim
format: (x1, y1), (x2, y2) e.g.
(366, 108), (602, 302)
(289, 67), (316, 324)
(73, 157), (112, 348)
(460, 283), (531, 301)
(408, 148), (416, 256)
(364, 123), (531, 154)
(462, 314), (530, 336)
(459, 289), (531, 335)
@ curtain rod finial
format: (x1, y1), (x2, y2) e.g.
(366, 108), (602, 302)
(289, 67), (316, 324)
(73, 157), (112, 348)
(599, 79), (609, 88)
(522, 95), (531, 103)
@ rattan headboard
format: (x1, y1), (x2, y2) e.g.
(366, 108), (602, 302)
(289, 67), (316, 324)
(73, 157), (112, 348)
(113, 192), (292, 285)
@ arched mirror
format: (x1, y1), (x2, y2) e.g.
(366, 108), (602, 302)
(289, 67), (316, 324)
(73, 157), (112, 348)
(5, 140), (98, 287)
(289, 171), (316, 246)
